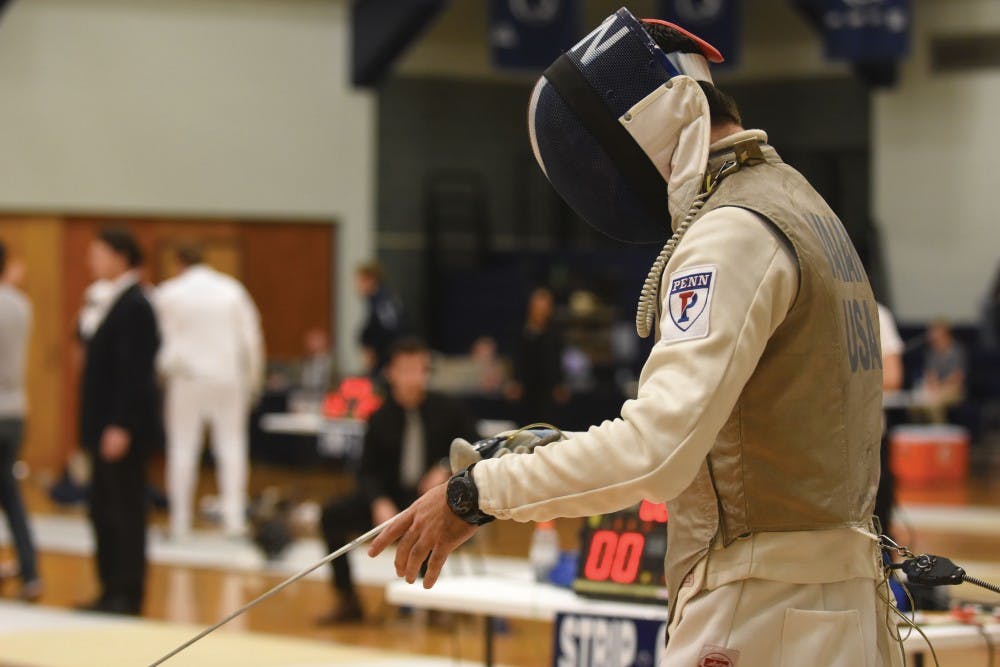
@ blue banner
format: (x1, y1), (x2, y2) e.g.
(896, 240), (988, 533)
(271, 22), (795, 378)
(552, 612), (666, 667)
(656, 0), (741, 68)
(796, 0), (910, 61)
(489, 0), (581, 71)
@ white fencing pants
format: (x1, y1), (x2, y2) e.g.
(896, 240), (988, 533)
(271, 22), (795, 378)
(165, 377), (248, 537)
(664, 569), (904, 666)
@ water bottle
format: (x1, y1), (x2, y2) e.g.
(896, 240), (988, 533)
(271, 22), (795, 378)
(529, 521), (560, 583)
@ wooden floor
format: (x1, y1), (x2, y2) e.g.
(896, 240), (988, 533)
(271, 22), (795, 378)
(4, 458), (1000, 666)
(4, 462), (567, 666)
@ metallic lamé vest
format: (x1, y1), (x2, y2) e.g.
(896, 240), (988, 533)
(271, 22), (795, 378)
(662, 142), (883, 619)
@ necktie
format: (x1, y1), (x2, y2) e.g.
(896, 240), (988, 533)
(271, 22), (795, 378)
(399, 409), (425, 489)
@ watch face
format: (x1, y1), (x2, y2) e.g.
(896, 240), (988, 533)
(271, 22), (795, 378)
(448, 476), (474, 514)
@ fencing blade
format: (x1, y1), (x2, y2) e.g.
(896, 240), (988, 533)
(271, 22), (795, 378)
(148, 517), (394, 666)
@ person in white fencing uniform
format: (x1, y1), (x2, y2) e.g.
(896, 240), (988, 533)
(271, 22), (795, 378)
(155, 244), (264, 539)
(370, 11), (902, 667)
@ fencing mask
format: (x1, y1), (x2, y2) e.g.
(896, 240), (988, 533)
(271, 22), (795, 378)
(528, 8), (723, 244)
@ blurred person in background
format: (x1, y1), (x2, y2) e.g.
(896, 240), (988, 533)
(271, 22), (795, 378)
(506, 287), (568, 423)
(917, 319), (966, 423)
(298, 327), (333, 396)
(354, 262), (406, 376)
(154, 243), (264, 539)
(469, 336), (504, 395)
(47, 278), (119, 508)
(78, 280), (115, 343)
(982, 262), (1000, 349)
(878, 305), (904, 395)
(78, 227), (161, 615)
(875, 303), (904, 538)
(317, 337), (476, 624)
(0, 241), (40, 600)
(425, 337), (505, 397)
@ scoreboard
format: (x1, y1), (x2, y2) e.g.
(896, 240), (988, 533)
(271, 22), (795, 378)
(573, 500), (668, 603)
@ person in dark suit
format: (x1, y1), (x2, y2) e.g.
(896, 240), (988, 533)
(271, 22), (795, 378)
(507, 287), (569, 423)
(77, 227), (161, 615)
(355, 262), (407, 376)
(318, 337), (476, 623)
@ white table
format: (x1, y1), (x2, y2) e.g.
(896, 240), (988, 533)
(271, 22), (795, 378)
(388, 575), (665, 623)
(258, 412), (327, 436)
(260, 413), (514, 443)
(388, 575), (666, 666)
(388, 575), (1000, 666)
(259, 413), (367, 461)
(390, 574), (663, 666)
(883, 389), (941, 411)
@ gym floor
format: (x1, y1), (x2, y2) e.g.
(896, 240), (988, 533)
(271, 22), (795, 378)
(2, 459), (999, 666)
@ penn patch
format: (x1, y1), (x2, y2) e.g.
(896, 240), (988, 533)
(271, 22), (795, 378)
(662, 265), (716, 343)
(698, 645), (739, 667)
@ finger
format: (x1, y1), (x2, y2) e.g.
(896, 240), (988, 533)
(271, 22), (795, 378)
(423, 547), (449, 589)
(368, 512), (411, 557)
(404, 539), (430, 584)
(394, 529), (419, 577)
(369, 512), (409, 556)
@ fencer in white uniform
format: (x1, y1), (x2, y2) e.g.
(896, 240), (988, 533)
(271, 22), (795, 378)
(154, 245), (264, 538)
(371, 11), (902, 666)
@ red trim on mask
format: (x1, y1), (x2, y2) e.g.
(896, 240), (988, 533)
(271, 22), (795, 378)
(641, 18), (725, 64)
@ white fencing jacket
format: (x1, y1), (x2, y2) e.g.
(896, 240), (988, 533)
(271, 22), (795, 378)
(475, 198), (880, 587)
(154, 265), (264, 393)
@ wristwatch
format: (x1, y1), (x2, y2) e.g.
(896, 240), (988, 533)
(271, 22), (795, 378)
(446, 464), (495, 525)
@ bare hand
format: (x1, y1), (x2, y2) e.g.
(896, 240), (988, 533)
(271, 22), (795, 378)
(418, 465), (451, 496)
(371, 497), (399, 527)
(100, 426), (131, 462)
(368, 484), (479, 588)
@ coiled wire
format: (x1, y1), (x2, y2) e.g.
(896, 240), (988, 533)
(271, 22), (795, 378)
(635, 192), (711, 338)
(635, 160), (740, 339)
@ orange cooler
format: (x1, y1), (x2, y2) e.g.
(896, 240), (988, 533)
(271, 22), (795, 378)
(889, 425), (969, 484)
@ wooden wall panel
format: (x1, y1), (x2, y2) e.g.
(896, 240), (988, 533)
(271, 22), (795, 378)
(63, 218), (241, 290)
(0, 216), (335, 472)
(63, 218), (333, 361)
(0, 219), (66, 470)
(241, 223), (333, 360)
